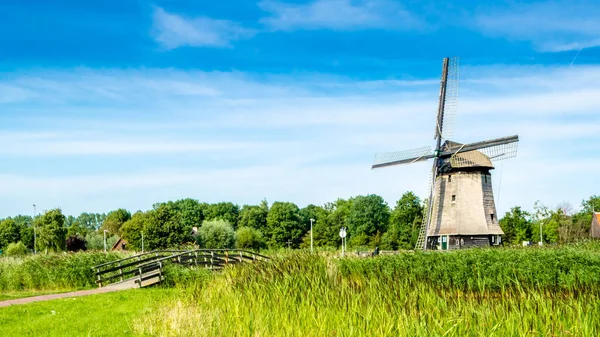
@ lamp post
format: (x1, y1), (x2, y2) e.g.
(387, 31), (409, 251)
(33, 204), (36, 255)
(103, 230), (108, 253)
(309, 218), (315, 254)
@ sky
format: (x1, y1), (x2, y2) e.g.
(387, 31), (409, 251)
(0, 0), (599, 218)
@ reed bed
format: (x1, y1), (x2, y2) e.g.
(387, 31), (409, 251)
(0, 252), (125, 291)
(135, 246), (600, 337)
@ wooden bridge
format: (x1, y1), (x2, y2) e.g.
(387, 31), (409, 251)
(92, 249), (268, 289)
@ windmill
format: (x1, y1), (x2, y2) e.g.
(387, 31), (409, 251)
(372, 57), (519, 250)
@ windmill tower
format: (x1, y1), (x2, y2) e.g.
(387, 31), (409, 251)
(372, 57), (519, 250)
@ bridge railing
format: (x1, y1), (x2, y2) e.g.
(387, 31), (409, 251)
(93, 249), (269, 288)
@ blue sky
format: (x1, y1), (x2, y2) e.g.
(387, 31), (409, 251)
(0, 0), (598, 217)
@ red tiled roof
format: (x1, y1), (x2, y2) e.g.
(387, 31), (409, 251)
(596, 212), (600, 223)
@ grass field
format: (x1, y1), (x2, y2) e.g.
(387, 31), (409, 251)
(2, 244), (600, 336)
(0, 288), (180, 336)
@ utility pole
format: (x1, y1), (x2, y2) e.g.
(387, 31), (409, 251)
(141, 231), (144, 254)
(309, 218), (315, 254)
(103, 230), (108, 253)
(33, 204), (36, 255)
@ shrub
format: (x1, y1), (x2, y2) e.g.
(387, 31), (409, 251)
(66, 235), (87, 252)
(235, 227), (264, 250)
(5, 241), (28, 256)
(197, 220), (235, 249)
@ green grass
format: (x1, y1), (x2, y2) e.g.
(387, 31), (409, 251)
(0, 252), (126, 292)
(134, 249), (600, 336)
(0, 288), (180, 337)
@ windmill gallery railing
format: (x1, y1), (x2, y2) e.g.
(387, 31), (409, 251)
(92, 249), (269, 288)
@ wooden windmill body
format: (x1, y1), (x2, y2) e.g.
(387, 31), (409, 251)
(372, 57), (519, 250)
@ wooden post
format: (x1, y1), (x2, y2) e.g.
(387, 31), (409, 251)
(225, 251), (229, 265)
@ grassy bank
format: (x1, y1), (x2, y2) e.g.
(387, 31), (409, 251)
(0, 252), (125, 292)
(0, 288), (179, 336)
(135, 247), (600, 336)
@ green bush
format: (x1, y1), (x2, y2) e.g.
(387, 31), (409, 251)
(5, 241), (28, 256)
(0, 251), (125, 291)
(235, 227), (264, 250)
(196, 220), (235, 249)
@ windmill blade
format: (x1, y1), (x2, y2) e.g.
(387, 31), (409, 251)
(434, 57), (459, 141)
(372, 146), (434, 169)
(441, 57), (458, 140)
(440, 135), (519, 158)
(478, 141), (519, 161)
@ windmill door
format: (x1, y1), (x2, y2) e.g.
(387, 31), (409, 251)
(441, 236), (448, 250)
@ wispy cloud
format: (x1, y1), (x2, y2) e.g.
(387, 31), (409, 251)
(474, 1), (600, 52)
(259, 0), (421, 31)
(151, 7), (255, 49)
(0, 63), (598, 217)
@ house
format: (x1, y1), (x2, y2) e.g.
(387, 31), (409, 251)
(111, 237), (128, 251)
(591, 212), (600, 238)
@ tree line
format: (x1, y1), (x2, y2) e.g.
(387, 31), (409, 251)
(0, 193), (598, 254)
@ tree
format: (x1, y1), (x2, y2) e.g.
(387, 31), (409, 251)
(204, 202), (240, 229)
(73, 212), (106, 231)
(382, 192), (423, 250)
(235, 227), (264, 250)
(5, 241), (28, 256)
(197, 220), (235, 249)
(142, 204), (190, 250)
(66, 235), (87, 252)
(120, 211), (148, 250)
(0, 219), (22, 249)
(265, 202), (303, 248)
(155, 199), (205, 231)
(347, 195), (390, 247)
(36, 208), (67, 252)
(102, 208), (131, 235)
(499, 206), (533, 245)
(238, 205), (268, 232)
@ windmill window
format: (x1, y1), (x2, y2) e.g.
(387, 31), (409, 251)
(451, 195), (456, 202)
(490, 214), (495, 222)
(484, 175), (488, 183)
(448, 175), (452, 182)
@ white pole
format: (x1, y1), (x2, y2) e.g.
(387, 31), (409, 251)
(33, 204), (36, 255)
(310, 219), (314, 254)
(540, 221), (543, 246)
(103, 230), (108, 253)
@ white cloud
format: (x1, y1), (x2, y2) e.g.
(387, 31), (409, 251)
(151, 7), (255, 49)
(259, 0), (421, 31)
(0, 63), (598, 217)
(474, 1), (600, 52)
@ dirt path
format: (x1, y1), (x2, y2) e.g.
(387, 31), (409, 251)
(0, 288), (125, 308)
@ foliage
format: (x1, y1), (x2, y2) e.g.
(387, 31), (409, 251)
(134, 247), (600, 337)
(0, 218), (23, 249)
(382, 192), (423, 250)
(66, 235), (87, 252)
(102, 208), (131, 235)
(235, 226), (264, 250)
(265, 202), (304, 248)
(204, 202), (240, 229)
(120, 211), (147, 250)
(5, 241), (28, 256)
(35, 208), (67, 252)
(238, 203), (268, 232)
(196, 220), (235, 249)
(499, 206), (533, 245)
(0, 252), (124, 291)
(346, 194), (390, 246)
(84, 231), (118, 251)
(143, 203), (190, 250)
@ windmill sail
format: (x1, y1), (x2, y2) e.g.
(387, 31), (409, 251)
(372, 146), (433, 169)
(441, 57), (459, 140)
